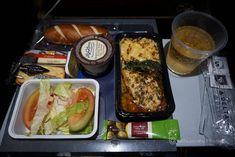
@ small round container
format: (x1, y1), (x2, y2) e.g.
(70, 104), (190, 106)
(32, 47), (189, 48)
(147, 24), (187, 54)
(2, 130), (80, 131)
(73, 35), (114, 76)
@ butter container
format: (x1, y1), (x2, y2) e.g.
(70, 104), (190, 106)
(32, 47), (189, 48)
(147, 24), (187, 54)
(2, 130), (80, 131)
(73, 35), (114, 76)
(8, 79), (100, 139)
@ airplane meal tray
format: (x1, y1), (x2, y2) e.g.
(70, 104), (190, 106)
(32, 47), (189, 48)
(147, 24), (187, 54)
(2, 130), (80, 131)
(0, 18), (176, 153)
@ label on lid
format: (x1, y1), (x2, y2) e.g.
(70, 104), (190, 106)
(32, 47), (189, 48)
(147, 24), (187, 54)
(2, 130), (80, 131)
(81, 39), (107, 61)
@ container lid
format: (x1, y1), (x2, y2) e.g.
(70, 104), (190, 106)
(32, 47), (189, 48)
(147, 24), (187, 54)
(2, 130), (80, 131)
(74, 35), (114, 66)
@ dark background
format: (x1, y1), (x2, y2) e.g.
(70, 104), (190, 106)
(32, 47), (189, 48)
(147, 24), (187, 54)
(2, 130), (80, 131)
(1, 0), (234, 156)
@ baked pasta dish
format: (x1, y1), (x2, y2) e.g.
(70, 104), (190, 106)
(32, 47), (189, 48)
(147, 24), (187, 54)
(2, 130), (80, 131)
(120, 37), (167, 112)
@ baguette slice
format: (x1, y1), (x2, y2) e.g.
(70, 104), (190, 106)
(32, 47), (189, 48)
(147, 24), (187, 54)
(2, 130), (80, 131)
(44, 24), (109, 45)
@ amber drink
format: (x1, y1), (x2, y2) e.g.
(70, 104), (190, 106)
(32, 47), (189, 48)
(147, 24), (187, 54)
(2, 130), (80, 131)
(166, 11), (228, 75)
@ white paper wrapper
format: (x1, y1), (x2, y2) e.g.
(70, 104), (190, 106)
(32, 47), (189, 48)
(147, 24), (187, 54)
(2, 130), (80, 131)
(208, 56), (233, 89)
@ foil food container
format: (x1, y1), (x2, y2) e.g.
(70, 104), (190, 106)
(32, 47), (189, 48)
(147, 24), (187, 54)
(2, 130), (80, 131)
(115, 33), (175, 122)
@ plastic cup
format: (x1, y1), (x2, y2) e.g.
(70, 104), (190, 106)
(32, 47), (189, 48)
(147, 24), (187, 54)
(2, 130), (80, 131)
(166, 10), (228, 76)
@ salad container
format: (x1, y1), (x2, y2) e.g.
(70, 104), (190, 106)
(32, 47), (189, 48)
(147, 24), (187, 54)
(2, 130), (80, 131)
(8, 79), (99, 139)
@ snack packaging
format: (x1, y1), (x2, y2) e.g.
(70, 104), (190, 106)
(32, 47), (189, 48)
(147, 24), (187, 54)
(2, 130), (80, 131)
(15, 50), (67, 85)
(21, 50), (67, 66)
(102, 119), (180, 140)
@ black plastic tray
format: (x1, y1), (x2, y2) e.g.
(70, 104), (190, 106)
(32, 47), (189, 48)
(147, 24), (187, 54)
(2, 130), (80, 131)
(115, 32), (175, 122)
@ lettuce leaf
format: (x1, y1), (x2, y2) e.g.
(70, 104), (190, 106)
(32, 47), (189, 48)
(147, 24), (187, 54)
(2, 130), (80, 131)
(78, 118), (93, 134)
(44, 102), (89, 135)
(54, 82), (72, 99)
(30, 79), (50, 135)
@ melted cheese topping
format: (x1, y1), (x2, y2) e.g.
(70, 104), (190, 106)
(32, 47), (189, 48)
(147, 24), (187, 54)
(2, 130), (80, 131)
(122, 69), (164, 112)
(120, 37), (166, 112)
(120, 37), (160, 62)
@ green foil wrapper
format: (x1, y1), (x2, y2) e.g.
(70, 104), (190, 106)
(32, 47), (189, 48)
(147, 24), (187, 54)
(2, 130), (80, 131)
(102, 119), (180, 140)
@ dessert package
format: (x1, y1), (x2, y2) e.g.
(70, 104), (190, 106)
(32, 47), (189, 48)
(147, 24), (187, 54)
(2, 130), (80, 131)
(102, 120), (180, 140)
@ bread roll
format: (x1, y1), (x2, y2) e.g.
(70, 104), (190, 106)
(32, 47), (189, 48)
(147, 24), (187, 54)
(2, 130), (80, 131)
(44, 24), (109, 45)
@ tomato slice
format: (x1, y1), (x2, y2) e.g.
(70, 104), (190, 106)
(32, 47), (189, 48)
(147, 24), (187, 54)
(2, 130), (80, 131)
(71, 88), (94, 105)
(22, 89), (39, 129)
(68, 88), (95, 131)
